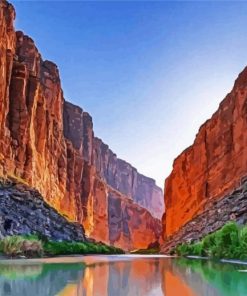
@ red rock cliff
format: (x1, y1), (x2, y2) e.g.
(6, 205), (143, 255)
(163, 66), (247, 239)
(0, 0), (163, 250)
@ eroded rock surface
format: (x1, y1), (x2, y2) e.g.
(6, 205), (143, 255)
(163, 65), (247, 243)
(161, 180), (247, 253)
(0, 180), (85, 241)
(0, 0), (163, 250)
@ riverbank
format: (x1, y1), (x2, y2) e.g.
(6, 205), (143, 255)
(0, 235), (124, 259)
(181, 255), (247, 267)
(172, 222), (247, 261)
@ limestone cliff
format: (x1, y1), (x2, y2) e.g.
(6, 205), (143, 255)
(163, 65), (247, 243)
(0, 0), (163, 250)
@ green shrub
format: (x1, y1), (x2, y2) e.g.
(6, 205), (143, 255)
(175, 242), (204, 257)
(191, 242), (204, 256)
(0, 235), (124, 257)
(219, 222), (239, 257)
(0, 236), (43, 257)
(176, 243), (192, 256)
(202, 233), (216, 257)
(174, 222), (247, 260)
(238, 226), (247, 260)
(43, 241), (124, 256)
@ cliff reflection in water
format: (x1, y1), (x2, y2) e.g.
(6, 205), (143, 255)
(0, 262), (84, 296)
(0, 256), (246, 296)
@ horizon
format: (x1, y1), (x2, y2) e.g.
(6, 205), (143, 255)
(12, 0), (247, 188)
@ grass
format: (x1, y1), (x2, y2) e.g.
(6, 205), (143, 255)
(0, 235), (43, 258)
(0, 235), (124, 258)
(172, 222), (247, 260)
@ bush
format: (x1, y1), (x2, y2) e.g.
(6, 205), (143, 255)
(0, 236), (43, 258)
(191, 242), (204, 256)
(174, 222), (247, 260)
(176, 243), (192, 256)
(214, 222), (240, 259)
(202, 233), (216, 257)
(0, 235), (124, 257)
(43, 241), (124, 256)
(238, 226), (247, 260)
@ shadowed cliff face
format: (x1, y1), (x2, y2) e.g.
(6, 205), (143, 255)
(163, 66), (247, 240)
(0, 0), (163, 250)
(0, 181), (86, 241)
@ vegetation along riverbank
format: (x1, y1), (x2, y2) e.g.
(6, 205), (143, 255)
(0, 235), (124, 258)
(172, 222), (247, 261)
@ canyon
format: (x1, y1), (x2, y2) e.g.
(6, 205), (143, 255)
(3, 0), (247, 255)
(0, 0), (164, 251)
(162, 65), (247, 250)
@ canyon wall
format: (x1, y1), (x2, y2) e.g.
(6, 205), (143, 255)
(0, 180), (86, 241)
(161, 180), (247, 253)
(0, 0), (163, 250)
(163, 65), (247, 242)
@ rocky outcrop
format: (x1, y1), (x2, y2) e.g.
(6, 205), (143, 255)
(0, 0), (163, 250)
(0, 180), (86, 241)
(163, 65), (247, 243)
(161, 180), (247, 253)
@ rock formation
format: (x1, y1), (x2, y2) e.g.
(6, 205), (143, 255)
(162, 65), (247, 247)
(162, 180), (247, 253)
(0, 179), (86, 241)
(0, 0), (163, 250)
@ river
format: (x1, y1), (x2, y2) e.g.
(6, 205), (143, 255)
(0, 255), (246, 295)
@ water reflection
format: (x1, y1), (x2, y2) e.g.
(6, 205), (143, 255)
(82, 259), (164, 296)
(0, 262), (84, 296)
(173, 258), (247, 296)
(0, 256), (247, 296)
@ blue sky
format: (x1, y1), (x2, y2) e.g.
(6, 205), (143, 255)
(12, 1), (247, 188)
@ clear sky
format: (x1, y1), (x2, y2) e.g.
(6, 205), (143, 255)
(12, 1), (247, 188)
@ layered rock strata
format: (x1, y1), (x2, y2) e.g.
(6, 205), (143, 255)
(163, 65), (247, 245)
(0, 0), (163, 250)
(162, 180), (247, 253)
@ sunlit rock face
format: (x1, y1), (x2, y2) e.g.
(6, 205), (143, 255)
(163, 66), (247, 240)
(0, 0), (163, 250)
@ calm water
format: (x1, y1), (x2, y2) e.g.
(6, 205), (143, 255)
(0, 255), (247, 296)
